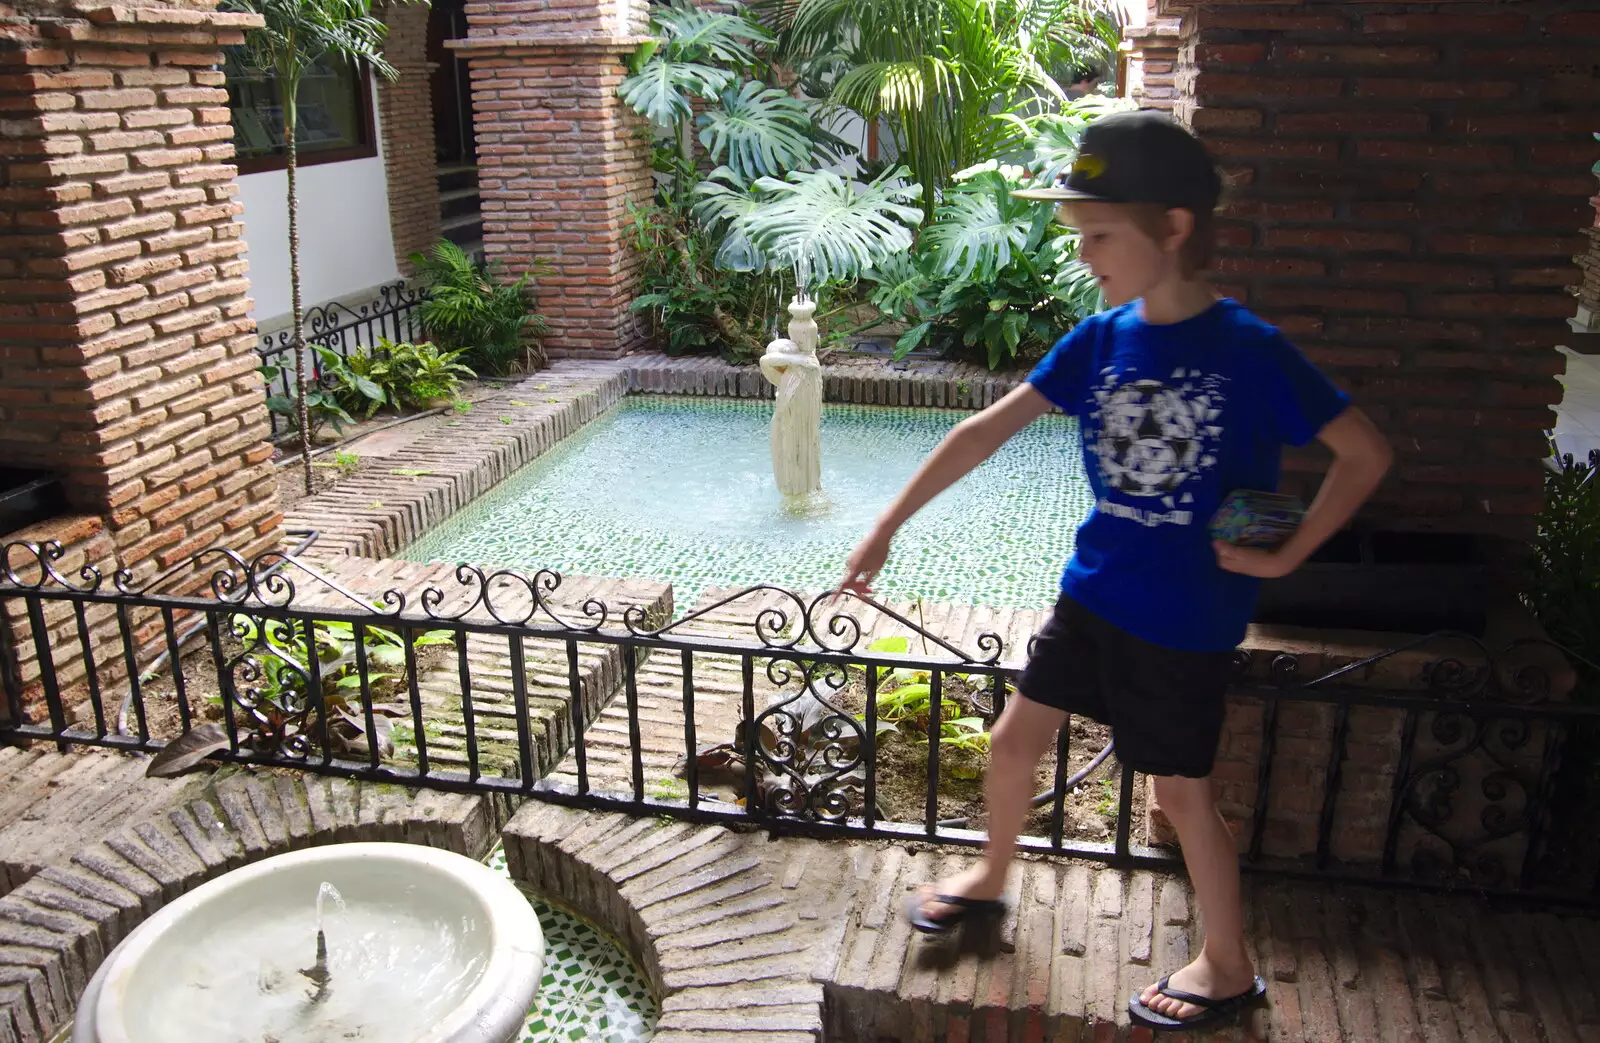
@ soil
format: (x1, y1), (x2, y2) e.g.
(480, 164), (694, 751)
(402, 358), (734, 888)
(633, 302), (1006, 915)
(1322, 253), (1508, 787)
(271, 378), (507, 512)
(831, 676), (1146, 845)
(103, 623), (456, 748)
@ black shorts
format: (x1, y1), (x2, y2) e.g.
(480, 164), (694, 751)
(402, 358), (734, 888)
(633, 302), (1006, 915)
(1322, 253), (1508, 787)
(1016, 594), (1232, 779)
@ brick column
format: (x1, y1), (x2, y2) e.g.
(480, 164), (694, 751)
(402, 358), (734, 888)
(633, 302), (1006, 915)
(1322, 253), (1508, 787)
(1126, 3), (1185, 113)
(378, 0), (440, 274)
(1574, 192), (1600, 338)
(0, 2), (281, 707)
(1164, 1), (1600, 541)
(451, 0), (653, 360)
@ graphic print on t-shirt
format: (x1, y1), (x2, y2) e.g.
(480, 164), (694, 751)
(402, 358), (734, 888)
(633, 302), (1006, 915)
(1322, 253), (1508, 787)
(1087, 365), (1226, 527)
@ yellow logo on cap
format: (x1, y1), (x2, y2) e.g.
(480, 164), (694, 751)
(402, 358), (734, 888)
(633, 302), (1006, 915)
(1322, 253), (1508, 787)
(1072, 154), (1106, 179)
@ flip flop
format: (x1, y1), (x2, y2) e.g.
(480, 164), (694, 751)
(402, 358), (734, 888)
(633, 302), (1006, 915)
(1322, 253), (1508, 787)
(1127, 974), (1268, 1031)
(903, 889), (1006, 934)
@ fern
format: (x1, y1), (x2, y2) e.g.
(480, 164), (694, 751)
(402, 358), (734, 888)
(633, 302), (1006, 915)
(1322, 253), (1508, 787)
(409, 241), (546, 377)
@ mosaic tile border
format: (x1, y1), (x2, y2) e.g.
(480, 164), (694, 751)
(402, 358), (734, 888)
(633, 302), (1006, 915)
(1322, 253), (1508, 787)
(487, 845), (661, 1043)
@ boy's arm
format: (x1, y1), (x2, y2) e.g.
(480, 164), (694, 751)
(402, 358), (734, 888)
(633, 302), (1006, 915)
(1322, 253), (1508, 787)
(839, 384), (1056, 593)
(1214, 406), (1393, 579)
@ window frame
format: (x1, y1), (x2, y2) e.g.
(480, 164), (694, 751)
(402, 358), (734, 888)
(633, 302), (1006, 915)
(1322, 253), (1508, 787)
(227, 57), (380, 175)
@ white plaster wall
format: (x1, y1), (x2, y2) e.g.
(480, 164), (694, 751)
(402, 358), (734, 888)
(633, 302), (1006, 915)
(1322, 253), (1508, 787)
(237, 79), (400, 327)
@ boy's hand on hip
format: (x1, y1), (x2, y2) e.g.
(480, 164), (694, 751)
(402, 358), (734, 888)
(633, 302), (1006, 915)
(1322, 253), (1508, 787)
(839, 531), (892, 596)
(1212, 539), (1297, 579)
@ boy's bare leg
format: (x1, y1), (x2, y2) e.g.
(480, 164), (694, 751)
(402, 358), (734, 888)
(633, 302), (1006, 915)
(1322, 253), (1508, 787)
(1138, 774), (1256, 1018)
(918, 695), (1066, 919)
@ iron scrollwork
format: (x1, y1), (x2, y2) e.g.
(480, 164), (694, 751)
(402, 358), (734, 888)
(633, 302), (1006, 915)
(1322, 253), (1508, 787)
(226, 613), (317, 760)
(746, 657), (866, 822)
(1400, 711), (1541, 888)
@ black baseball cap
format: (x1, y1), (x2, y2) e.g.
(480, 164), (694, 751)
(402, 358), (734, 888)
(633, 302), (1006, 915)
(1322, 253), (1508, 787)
(1012, 110), (1221, 213)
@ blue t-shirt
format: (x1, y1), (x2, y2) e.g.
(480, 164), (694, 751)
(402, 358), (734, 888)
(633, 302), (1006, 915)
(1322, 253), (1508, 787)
(1027, 299), (1350, 653)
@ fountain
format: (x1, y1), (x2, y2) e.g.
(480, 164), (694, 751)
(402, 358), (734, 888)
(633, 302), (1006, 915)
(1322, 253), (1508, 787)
(759, 278), (824, 501)
(72, 843), (544, 1043)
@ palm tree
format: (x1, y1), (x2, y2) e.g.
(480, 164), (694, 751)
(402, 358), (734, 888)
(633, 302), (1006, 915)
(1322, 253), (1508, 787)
(771, 0), (1119, 219)
(224, 0), (403, 495)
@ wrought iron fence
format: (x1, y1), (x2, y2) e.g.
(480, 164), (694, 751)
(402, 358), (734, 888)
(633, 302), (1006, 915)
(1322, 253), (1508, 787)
(2, 540), (1597, 907)
(257, 281), (427, 438)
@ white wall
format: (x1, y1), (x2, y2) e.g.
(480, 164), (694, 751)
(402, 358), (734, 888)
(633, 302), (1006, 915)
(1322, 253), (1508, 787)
(238, 80), (400, 327)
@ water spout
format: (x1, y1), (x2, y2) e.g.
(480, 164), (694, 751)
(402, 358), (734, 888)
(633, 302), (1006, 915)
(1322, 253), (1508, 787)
(300, 882), (344, 1004)
(759, 296), (823, 499)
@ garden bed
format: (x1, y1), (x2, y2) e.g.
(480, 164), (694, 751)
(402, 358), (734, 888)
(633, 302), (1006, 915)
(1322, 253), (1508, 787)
(271, 377), (510, 511)
(829, 673), (1139, 842)
(53, 616), (461, 762)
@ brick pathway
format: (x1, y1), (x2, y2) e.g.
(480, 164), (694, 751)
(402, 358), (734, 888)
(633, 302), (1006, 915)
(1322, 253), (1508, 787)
(0, 747), (199, 898)
(524, 588), (1600, 1042)
(503, 799), (1600, 1043)
(274, 555), (673, 783)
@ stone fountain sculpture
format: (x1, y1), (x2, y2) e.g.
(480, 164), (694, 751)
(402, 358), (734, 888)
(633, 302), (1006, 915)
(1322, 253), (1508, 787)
(759, 293), (823, 499)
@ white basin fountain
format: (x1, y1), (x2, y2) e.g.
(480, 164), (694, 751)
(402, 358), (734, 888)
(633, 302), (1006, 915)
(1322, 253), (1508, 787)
(72, 842), (544, 1043)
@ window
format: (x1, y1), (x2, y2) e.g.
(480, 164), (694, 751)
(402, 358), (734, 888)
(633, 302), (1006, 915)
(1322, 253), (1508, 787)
(224, 48), (377, 173)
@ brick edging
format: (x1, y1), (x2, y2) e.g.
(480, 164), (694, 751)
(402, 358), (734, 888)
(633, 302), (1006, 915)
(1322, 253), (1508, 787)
(503, 802), (828, 1041)
(624, 354), (1032, 411)
(0, 771), (500, 1043)
(282, 362), (629, 560)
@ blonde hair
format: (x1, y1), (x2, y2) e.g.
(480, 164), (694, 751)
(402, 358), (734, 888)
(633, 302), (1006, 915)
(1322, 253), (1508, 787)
(1063, 202), (1217, 277)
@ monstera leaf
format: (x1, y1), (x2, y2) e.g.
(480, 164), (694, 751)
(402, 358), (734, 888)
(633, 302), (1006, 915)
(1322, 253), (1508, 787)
(919, 163), (1053, 283)
(742, 166), (923, 284)
(692, 166), (769, 271)
(620, 58), (732, 126)
(697, 81), (814, 179)
(650, 0), (766, 67)
(619, 0), (768, 127)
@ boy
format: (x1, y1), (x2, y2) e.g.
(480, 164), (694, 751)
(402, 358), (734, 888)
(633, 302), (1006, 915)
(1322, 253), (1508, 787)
(838, 111), (1392, 1032)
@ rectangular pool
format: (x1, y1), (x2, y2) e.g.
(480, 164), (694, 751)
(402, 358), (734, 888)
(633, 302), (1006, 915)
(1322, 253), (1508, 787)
(402, 396), (1094, 608)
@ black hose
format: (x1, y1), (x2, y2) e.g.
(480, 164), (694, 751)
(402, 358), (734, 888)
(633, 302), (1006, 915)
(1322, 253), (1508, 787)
(934, 736), (1116, 829)
(115, 528), (321, 737)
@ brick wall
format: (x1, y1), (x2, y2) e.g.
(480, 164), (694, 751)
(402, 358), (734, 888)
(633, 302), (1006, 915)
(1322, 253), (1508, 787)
(1575, 190), (1600, 336)
(1164, 1), (1600, 540)
(377, 0), (440, 275)
(452, 0), (654, 361)
(0, 4), (283, 707)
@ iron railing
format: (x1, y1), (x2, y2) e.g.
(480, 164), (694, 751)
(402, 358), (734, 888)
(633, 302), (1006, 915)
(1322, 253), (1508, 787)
(2, 540), (1596, 907)
(258, 281), (426, 438)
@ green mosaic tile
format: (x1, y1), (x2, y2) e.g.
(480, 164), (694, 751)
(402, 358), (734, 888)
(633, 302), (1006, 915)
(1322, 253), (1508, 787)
(403, 395), (1095, 609)
(486, 844), (659, 1043)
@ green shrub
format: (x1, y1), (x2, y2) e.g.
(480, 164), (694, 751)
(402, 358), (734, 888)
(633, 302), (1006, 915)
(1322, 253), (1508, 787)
(1527, 447), (1600, 699)
(411, 240), (547, 377)
(261, 357), (358, 439)
(862, 98), (1132, 371)
(389, 340), (476, 407)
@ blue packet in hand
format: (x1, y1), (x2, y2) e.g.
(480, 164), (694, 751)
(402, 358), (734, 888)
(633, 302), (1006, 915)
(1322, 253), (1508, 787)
(1209, 490), (1305, 549)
